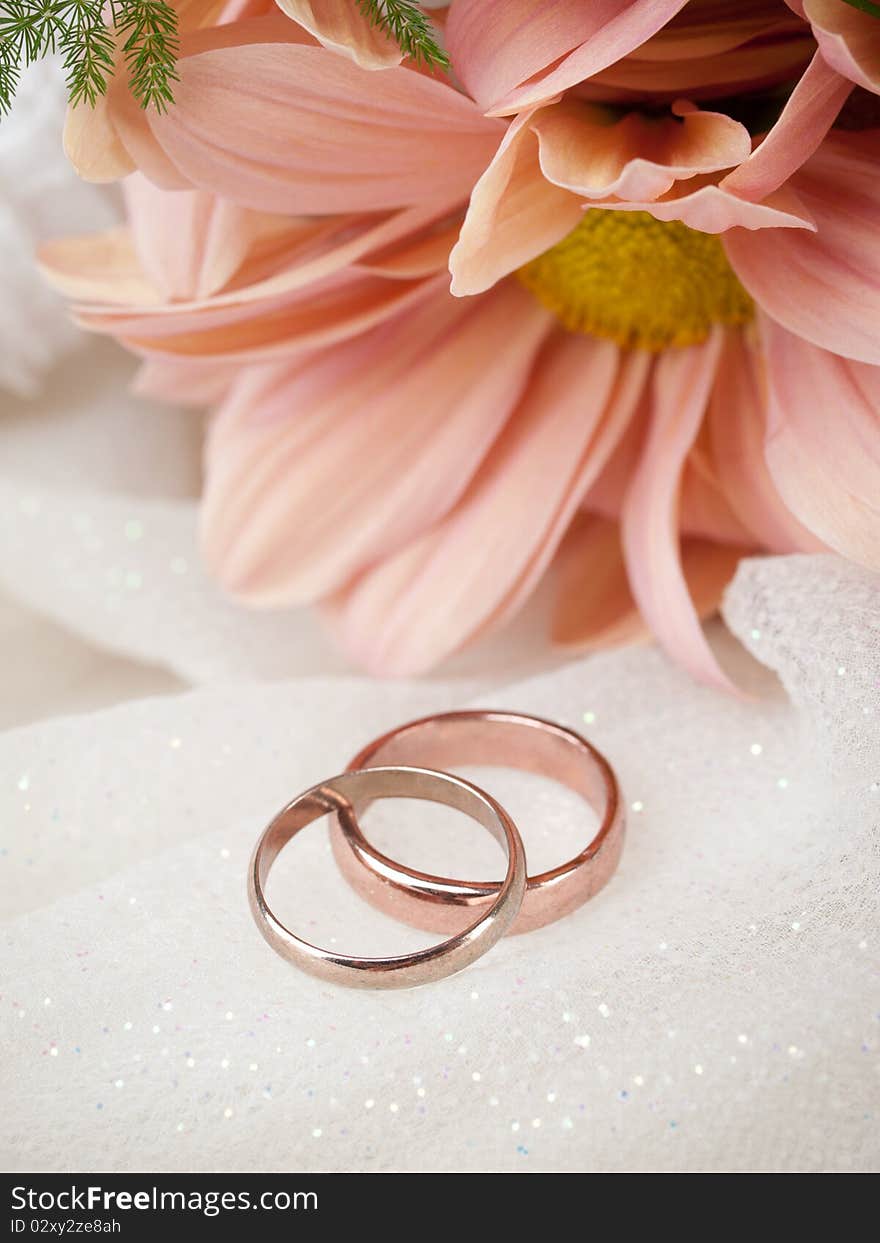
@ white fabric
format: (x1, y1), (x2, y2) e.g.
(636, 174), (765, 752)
(0, 547), (878, 1173)
(0, 73), (878, 1175)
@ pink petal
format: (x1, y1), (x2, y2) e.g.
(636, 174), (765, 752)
(132, 357), (239, 406)
(123, 175), (264, 300)
(621, 329), (738, 691)
(325, 340), (651, 674)
(357, 217), (464, 279)
(65, 205), (455, 360)
(553, 517), (745, 651)
(804, 0), (880, 93)
(532, 99), (751, 201)
(449, 108), (582, 297)
(604, 179), (815, 233)
(678, 452), (756, 546)
(75, 204), (443, 319)
(551, 515), (646, 650)
(582, 31), (813, 104)
(762, 315), (880, 570)
(117, 271), (448, 362)
(450, 98), (754, 296)
(64, 96), (135, 182)
(446, 0), (690, 113)
(39, 230), (159, 305)
(724, 132), (880, 364)
(721, 51), (852, 200)
(707, 330), (826, 553)
(147, 39), (502, 213)
(200, 281), (553, 602)
(274, 0), (402, 67)
(678, 539), (750, 624)
(65, 12), (299, 186)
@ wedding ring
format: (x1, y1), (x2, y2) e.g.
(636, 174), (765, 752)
(332, 711), (624, 935)
(248, 765), (527, 989)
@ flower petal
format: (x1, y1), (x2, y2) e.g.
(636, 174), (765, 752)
(551, 515), (646, 650)
(721, 50), (852, 200)
(132, 357), (239, 406)
(325, 340), (651, 674)
(621, 328), (738, 690)
(64, 95), (135, 183)
(553, 516), (745, 651)
(804, 0), (880, 93)
(450, 99), (754, 296)
(449, 109), (582, 297)
(605, 179), (815, 233)
(200, 281), (554, 602)
(274, 0), (402, 67)
(446, 0), (690, 113)
(762, 316), (880, 570)
(123, 175), (264, 301)
(724, 131), (880, 364)
(705, 330), (825, 553)
(147, 39), (502, 213)
(118, 271), (447, 362)
(533, 99), (751, 202)
(38, 230), (159, 305)
(54, 205), (454, 362)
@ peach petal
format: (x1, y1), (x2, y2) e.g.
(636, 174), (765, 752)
(721, 51), (852, 200)
(446, 0), (690, 113)
(274, 0), (402, 67)
(64, 96), (135, 183)
(117, 271), (447, 362)
(132, 357), (239, 406)
(551, 515), (646, 650)
(449, 110), (583, 297)
(325, 342), (651, 675)
(123, 176), (262, 300)
(79, 204), (445, 322)
(621, 329), (738, 691)
(60, 205), (454, 367)
(604, 179), (815, 232)
(38, 231), (159, 305)
(201, 281), (553, 602)
(532, 99), (751, 201)
(724, 132), (880, 364)
(805, 0), (880, 93)
(762, 316), (880, 570)
(679, 539), (751, 623)
(147, 41), (503, 213)
(678, 450), (756, 546)
(108, 72), (193, 191)
(553, 518), (745, 651)
(582, 34), (814, 104)
(357, 218), (462, 279)
(707, 331), (826, 554)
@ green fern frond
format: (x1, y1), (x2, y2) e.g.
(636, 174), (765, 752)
(0, 0), (179, 117)
(356, 1), (449, 69)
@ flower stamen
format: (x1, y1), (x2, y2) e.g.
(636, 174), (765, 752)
(517, 210), (754, 351)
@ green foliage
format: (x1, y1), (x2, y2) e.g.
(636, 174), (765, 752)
(356, 1), (448, 69)
(0, 1), (448, 119)
(0, 0), (178, 117)
(840, 0), (880, 17)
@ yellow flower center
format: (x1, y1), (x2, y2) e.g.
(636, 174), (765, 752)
(517, 210), (754, 351)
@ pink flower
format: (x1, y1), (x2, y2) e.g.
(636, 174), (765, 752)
(44, 5), (880, 682)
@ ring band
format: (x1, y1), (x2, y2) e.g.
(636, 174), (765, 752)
(248, 766), (527, 989)
(331, 711), (624, 935)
